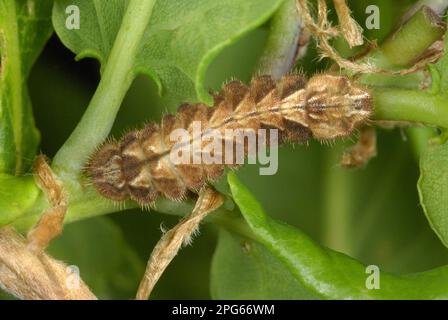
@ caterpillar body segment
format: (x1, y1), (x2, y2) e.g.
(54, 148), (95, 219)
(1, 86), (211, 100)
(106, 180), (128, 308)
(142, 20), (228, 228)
(88, 74), (372, 205)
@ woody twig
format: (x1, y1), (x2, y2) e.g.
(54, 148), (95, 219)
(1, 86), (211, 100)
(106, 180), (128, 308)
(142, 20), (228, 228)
(296, 0), (445, 75)
(136, 187), (224, 300)
(0, 155), (97, 300)
(0, 227), (96, 300)
(27, 155), (68, 252)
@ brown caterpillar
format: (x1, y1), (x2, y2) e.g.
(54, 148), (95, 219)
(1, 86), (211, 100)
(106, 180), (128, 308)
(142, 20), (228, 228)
(87, 74), (372, 205)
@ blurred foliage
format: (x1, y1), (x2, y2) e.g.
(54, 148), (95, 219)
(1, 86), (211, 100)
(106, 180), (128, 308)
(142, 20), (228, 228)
(0, 0), (52, 174)
(47, 217), (144, 299)
(1, 0), (448, 299)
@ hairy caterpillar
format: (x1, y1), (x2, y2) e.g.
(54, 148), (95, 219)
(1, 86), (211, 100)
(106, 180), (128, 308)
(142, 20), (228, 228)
(87, 74), (372, 205)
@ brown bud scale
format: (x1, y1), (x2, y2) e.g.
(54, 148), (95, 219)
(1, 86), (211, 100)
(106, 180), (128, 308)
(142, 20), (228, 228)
(87, 74), (372, 205)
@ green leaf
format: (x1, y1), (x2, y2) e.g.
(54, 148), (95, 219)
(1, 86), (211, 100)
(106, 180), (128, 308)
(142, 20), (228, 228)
(431, 21), (448, 95)
(428, 14), (448, 96)
(0, 173), (40, 225)
(419, 15), (448, 248)
(52, 0), (284, 107)
(227, 172), (448, 299)
(211, 229), (318, 299)
(48, 216), (144, 299)
(0, 0), (53, 174)
(418, 141), (448, 248)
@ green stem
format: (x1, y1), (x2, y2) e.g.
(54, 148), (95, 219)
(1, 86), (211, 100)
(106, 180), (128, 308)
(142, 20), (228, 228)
(12, 188), (259, 245)
(362, 7), (448, 129)
(256, 0), (303, 78)
(357, 6), (445, 88)
(406, 127), (437, 160)
(373, 88), (448, 128)
(52, 0), (156, 177)
(321, 145), (354, 255)
(1, 1), (23, 174)
(367, 6), (445, 69)
(402, 0), (448, 23)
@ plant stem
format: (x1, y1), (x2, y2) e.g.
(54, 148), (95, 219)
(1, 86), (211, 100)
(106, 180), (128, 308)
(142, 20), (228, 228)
(406, 127), (437, 160)
(356, 6), (445, 88)
(12, 188), (260, 243)
(373, 88), (448, 128)
(402, 0), (448, 24)
(1, 1), (23, 174)
(321, 145), (354, 255)
(367, 5), (445, 69)
(52, 0), (157, 177)
(255, 0), (304, 78)
(359, 6), (448, 129)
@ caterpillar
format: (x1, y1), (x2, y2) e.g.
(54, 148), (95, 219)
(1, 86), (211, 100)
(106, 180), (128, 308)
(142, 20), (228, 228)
(87, 74), (372, 205)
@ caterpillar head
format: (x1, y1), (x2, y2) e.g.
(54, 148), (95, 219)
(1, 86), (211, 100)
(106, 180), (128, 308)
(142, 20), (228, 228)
(87, 142), (128, 201)
(304, 74), (372, 140)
